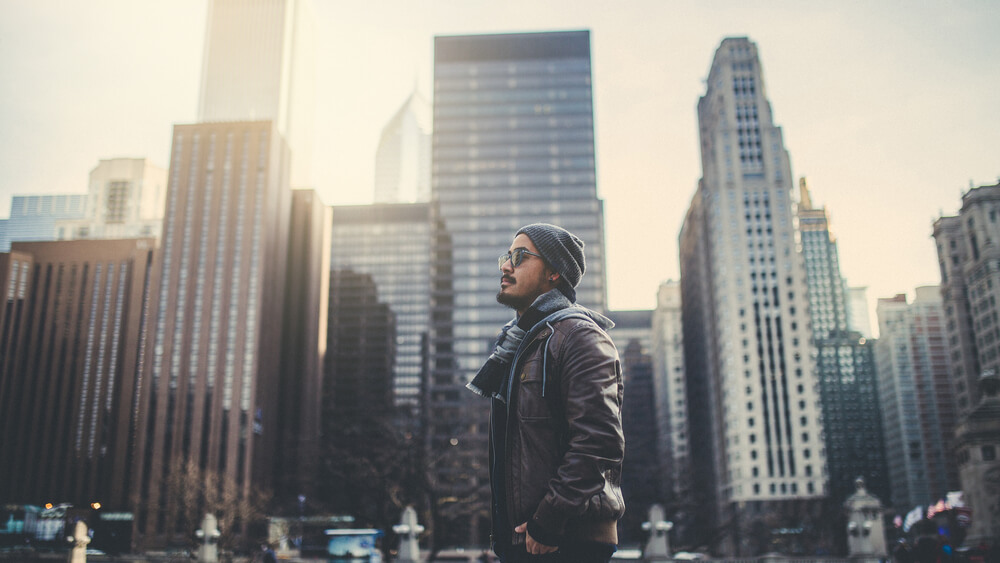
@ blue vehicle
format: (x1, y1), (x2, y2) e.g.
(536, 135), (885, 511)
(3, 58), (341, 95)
(324, 528), (383, 562)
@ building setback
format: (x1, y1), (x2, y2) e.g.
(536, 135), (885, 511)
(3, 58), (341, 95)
(934, 181), (1000, 417)
(797, 179), (888, 507)
(679, 37), (827, 556)
(0, 238), (156, 511)
(875, 288), (959, 511)
(132, 121), (290, 543)
(430, 30), (608, 545)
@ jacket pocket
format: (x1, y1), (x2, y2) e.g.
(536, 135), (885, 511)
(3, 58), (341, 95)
(516, 356), (552, 421)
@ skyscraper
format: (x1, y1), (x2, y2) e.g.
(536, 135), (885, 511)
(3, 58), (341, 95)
(133, 120), (291, 544)
(650, 280), (690, 537)
(798, 178), (888, 507)
(0, 238), (156, 512)
(0, 194), (87, 251)
(933, 181), (1000, 417)
(679, 37), (826, 555)
(430, 29), (608, 545)
(197, 0), (315, 188)
(374, 91), (432, 204)
(607, 310), (658, 543)
(328, 203), (433, 424)
(55, 158), (168, 241)
(875, 289), (959, 510)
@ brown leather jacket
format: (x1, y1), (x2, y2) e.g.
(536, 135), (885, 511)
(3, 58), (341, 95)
(493, 307), (625, 547)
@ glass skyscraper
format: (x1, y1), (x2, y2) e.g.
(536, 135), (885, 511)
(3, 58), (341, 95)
(329, 203), (432, 424)
(798, 178), (888, 507)
(0, 194), (86, 251)
(430, 30), (608, 545)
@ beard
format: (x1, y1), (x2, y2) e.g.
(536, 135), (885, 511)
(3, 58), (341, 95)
(496, 288), (535, 312)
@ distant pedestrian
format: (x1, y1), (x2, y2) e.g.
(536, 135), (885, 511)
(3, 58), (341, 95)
(261, 543), (277, 563)
(468, 224), (624, 563)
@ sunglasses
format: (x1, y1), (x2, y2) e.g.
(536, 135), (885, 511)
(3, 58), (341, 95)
(498, 248), (543, 271)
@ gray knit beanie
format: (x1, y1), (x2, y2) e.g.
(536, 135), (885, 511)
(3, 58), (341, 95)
(516, 223), (586, 288)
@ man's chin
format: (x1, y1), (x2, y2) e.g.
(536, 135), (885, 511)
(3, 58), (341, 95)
(496, 290), (527, 310)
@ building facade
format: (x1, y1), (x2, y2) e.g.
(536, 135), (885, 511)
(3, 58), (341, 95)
(374, 91), (432, 204)
(430, 30), (608, 544)
(650, 280), (691, 538)
(0, 238), (156, 512)
(0, 194), (87, 251)
(55, 158), (168, 242)
(679, 37), (827, 555)
(273, 189), (330, 506)
(798, 179), (888, 506)
(197, 0), (315, 188)
(132, 120), (291, 543)
(875, 288), (959, 511)
(328, 203), (432, 425)
(933, 181), (1000, 418)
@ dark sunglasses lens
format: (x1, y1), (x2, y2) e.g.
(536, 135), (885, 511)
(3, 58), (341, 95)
(511, 249), (524, 267)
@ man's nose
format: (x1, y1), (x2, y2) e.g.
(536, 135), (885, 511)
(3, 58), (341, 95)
(500, 256), (515, 274)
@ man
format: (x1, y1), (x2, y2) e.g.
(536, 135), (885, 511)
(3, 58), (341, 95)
(467, 223), (625, 562)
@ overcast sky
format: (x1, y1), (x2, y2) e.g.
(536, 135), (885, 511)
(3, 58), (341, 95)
(1, 0), (998, 322)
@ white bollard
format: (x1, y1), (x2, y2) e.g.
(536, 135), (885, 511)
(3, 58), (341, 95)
(392, 506), (425, 563)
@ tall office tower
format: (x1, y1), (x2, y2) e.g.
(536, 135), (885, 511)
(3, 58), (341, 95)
(0, 194), (87, 251)
(798, 179), (888, 507)
(328, 203), (432, 424)
(679, 37), (827, 555)
(430, 30), (608, 544)
(273, 189), (330, 504)
(133, 121), (290, 544)
(846, 286), (873, 338)
(608, 310), (659, 543)
(325, 270), (396, 417)
(0, 239), (156, 511)
(197, 0), (315, 188)
(934, 181), (1000, 417)
(54, 158), (168, 241)
(875, 289), (959, 510)
(650, 281), (691, 537)
(374, 91), (432, 204)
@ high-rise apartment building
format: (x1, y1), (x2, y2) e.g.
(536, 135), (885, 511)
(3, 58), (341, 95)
(0, 238), (156, 512)
(197, 0), (315, 188)
(374, 92), (432, 204)
(875, 288), (959, 510)
(132, 121), (291, 543)
(934, 181), (1000, 417)
(328, 203), (432, 424)
(56, 158), (168, 241)
(679, 37), (826, 555)
(430, 29), (608, 544)
(650, 281), (690, 534)
(0, 194), (87, 251)
(798, 179), (888, 506)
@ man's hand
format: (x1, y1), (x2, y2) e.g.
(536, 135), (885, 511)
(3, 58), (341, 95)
(514, 522), (558, 555)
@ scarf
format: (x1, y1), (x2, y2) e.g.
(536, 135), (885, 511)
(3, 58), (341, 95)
(466, 289), (573, 401)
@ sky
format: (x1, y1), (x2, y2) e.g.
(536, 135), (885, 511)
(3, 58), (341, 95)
(1, 1), (998, 324)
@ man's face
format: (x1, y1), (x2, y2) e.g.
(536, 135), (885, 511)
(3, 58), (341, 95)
(497, 233), (555, 314)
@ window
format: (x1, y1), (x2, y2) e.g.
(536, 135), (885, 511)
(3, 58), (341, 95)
(984, 445), (997, 461)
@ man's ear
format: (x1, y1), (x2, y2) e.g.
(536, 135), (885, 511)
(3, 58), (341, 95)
(548, 271), (560, 284)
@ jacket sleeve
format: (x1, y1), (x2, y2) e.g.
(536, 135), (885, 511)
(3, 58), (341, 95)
(530, 320), (625, 538)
